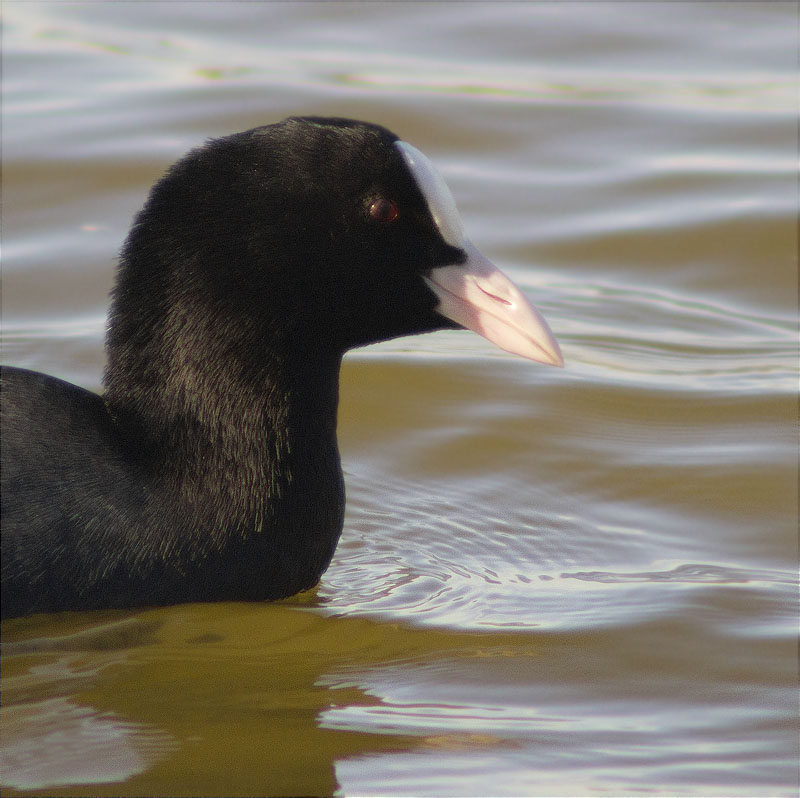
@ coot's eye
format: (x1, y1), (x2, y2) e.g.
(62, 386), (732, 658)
(368, 197), (399, 223)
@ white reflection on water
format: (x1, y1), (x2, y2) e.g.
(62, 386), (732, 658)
(1, 697), (175, 790)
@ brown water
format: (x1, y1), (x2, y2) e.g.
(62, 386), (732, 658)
(1, 3), (797, 796)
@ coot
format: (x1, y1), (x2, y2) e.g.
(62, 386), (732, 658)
(1, 117), (562, 619)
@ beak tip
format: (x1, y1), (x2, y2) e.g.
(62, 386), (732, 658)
(537, 347), (564, 368)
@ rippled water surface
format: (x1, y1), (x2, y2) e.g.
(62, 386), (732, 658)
(1, 3), (797, 796)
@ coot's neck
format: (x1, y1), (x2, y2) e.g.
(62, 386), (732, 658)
(103, 325), (346, 599)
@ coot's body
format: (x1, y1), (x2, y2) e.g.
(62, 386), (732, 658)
(1, 117), (561, 619)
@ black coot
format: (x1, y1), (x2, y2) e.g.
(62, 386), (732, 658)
(1, 117), (562, 619)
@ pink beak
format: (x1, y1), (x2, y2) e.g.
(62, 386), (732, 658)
(426, 241), (563, 367)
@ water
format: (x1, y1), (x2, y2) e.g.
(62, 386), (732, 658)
(1, 3), (797, 796)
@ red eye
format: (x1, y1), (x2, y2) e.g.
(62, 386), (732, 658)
(368, 197), (399, 223)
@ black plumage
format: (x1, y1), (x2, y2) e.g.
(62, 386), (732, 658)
(1, 117), (561, 619)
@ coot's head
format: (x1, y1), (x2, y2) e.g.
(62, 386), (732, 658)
(107, 116), (560, 396)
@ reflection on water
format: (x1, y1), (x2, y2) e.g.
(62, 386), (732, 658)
(2, 698), (176, 791)
(1, 1), (797, 796)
